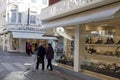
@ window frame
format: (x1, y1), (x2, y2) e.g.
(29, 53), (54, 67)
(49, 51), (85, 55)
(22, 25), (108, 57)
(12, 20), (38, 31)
(11, 12), (17, 23)
(29, 12), (37, 25)
(18, 13), (22, 23)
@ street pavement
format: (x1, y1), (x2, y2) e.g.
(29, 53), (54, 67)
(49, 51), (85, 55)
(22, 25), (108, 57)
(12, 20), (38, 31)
(0, 51), (82, 80)
(0, 51), (31, 80)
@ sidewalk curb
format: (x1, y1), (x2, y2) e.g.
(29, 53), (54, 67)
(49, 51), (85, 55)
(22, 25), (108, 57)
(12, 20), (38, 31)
(53, 65), (100, 80)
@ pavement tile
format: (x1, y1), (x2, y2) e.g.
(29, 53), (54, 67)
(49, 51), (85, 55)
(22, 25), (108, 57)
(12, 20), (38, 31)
(1, 70), (79, 80)
(24, 70), (65, 80)
(24, 69), (80, 80)
(2, 71), (29, 80)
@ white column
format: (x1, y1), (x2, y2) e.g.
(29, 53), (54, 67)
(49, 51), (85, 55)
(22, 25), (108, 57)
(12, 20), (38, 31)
(9, 34), (13, 50)
(74, 25), (85, 72)
(19, 39), (26, 53)
(63, 38), (67, 55)
(3, 34), (6, 51)
(74, 25), (80, 72)
(7, 33), (11, 51)
(64, 38), (67, 55)
(79, 25), (86, 71)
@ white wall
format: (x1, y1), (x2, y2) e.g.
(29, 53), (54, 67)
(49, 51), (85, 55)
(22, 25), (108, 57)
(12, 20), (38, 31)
(0, 0), (7, 15)
(6, 0), (48, 26)
(0, 0), (48, 52)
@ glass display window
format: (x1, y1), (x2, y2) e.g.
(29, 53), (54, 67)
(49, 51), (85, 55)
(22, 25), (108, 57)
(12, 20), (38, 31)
(56, 26), (75, 67)
(82, 19), (120, 79)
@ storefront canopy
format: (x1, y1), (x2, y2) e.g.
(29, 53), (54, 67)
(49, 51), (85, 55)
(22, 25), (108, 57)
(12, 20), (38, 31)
(12, 32), (57, 40)
(41, 2), (120, 29)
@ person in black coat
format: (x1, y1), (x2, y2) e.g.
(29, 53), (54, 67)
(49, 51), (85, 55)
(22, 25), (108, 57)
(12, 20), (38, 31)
(46, 43), (54, 71)
(36, 43), (46, 70)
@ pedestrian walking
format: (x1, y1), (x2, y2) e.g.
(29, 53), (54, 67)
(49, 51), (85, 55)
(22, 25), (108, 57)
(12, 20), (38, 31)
(46, 43), (54, 71)
(26, 41), (28, 53)
(36, 43), (46, 71)
(27, 42), (33, 55)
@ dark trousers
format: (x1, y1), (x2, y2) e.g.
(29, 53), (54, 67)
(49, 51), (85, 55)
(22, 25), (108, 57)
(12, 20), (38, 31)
(47, 59), (53, 70)
(27, 49), (33, 55)
(36, 57), (44, 70)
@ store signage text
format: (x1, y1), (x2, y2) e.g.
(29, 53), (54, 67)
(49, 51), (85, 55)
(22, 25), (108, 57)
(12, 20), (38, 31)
(50, 0), (99, 16)
(8, 25), (46, 32)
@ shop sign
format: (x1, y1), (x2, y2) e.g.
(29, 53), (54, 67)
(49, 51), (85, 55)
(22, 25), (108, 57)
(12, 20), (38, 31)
(8, 24), (46, 32)
(41, 0), (102, 19)
(50, 0), (100, 15)
(18, 26), (45, 31)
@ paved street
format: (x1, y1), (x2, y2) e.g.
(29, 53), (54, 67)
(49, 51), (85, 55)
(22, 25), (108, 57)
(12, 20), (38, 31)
(0, 51), (31, 79)
(0, 51), (82, 80)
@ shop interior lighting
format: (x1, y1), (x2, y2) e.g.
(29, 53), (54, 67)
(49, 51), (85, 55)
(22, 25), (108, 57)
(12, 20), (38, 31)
(56, 27), (73, 41)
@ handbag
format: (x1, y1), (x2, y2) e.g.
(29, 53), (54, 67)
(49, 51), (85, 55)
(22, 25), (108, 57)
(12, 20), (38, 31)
(114, 47), (120, 57)
(105, 37), (114, 44)
(95, 37), (103, 44)
(39, 58), (43, 63)
(86, 37), (92, 44)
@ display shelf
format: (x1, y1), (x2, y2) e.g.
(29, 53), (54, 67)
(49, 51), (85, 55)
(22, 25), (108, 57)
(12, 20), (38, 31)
(86, 54), (120, 65)
(83, 70), (119, 80)
(85, 44), (120, 47)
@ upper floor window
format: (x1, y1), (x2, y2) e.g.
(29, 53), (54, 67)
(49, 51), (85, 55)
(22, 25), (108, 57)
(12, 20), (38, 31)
(30, 15), (36, 24)
(10, 9), (22, 24)
(18, 13), (22, 23)
(11, 12), (16, 23)
(29, 12), (36, 24)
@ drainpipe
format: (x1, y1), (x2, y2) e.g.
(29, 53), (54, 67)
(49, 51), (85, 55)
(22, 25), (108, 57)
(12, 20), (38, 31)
(27, 8), (30, 25)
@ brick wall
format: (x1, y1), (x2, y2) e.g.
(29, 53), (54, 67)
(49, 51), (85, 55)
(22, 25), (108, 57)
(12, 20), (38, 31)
(49, 0), (61, 5)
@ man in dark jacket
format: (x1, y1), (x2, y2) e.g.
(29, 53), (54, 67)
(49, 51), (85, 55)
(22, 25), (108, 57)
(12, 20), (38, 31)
(36, 43), (46, 70)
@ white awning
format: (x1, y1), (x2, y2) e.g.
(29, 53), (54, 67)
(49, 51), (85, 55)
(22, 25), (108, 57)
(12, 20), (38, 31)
(12, 32), (57, 40)
(41, 2), (120, 29)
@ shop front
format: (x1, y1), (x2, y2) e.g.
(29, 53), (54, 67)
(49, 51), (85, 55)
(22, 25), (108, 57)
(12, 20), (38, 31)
(81, 18), (120, 79)
(5, 31), (57, 53)
(41, 1), (120, 79)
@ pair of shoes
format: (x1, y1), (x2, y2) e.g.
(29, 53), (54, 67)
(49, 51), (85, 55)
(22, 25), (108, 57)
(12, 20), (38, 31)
(49, 69), (53, 71)
(32, 69), (36, 72)
(42, 68), (44, 70)
(47, 66), (48, 69)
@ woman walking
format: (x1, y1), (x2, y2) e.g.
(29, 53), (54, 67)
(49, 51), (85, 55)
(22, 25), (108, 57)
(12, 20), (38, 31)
(46, 43), (54, 71)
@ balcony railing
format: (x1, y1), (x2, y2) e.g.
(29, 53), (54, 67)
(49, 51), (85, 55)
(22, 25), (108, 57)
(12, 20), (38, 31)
(7, 24), (46, 33)
(40, 0), (120, 21)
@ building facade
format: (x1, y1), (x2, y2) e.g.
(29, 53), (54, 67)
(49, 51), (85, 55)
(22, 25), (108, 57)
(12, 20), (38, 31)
(49, 0), (61, 5)
(0, 0), (55, 52)
(40, 0), (120, 79)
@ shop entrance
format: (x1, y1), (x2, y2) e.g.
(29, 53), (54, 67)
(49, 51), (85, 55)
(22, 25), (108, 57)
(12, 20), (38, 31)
(26, 39), (48, 53)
